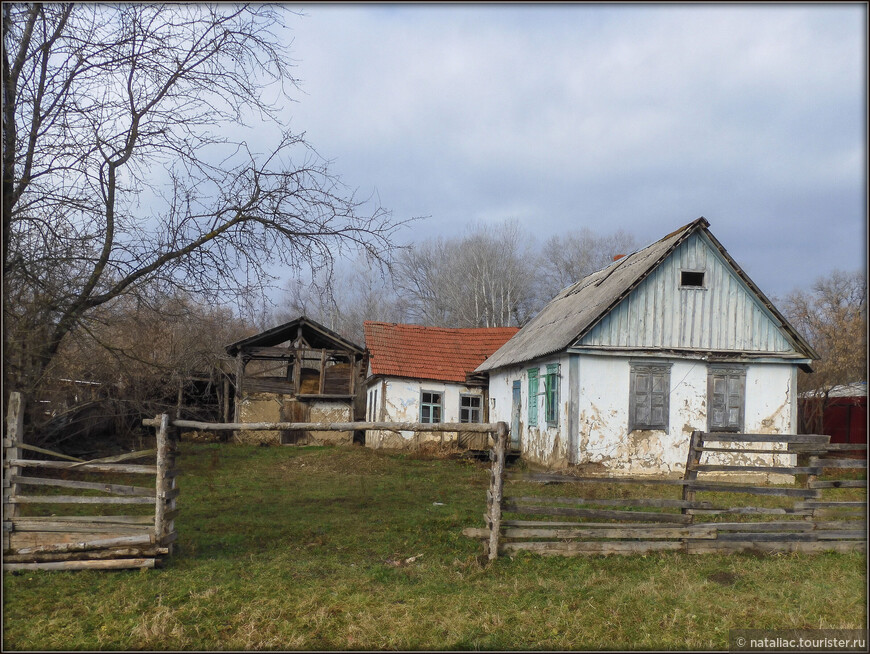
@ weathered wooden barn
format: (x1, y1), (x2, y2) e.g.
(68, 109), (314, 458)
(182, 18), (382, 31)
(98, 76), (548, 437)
(226, 317), (366, 444)
(477, 217), (819, 475)
(363, 322), (518, 449)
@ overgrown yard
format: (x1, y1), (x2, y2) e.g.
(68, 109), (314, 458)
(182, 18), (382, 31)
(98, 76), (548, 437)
(3, 443), (866, 650)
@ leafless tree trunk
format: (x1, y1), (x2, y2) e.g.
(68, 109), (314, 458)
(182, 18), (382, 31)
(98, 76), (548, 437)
(2, 4), (403, 404)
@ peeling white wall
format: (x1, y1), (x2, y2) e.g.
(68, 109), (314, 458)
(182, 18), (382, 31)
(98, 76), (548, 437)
(488, 354), (573, 468)
(364, 377), (484, 449)
(489, 353), (798, 475)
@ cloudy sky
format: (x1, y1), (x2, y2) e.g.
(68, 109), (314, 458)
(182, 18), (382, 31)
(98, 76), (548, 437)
(272, 3), (865, 300)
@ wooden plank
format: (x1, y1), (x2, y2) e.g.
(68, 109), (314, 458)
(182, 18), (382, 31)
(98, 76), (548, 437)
(502, 526), (717, 540)
(716, 532), (819, 542)
(796, 501), (867, 509)
(815, 531), (867, 540)
(488, 423), (508, 561)
(13, 533), (154, 555)
(10, 519), (153, 533)
(67, 449), (157, 467)
(4, 558), (157, 571)
(813, 508), (868, 519)
(11, 515), (155, 525)
(465, 526), (717, 540)
(702, 433), (830, 443)
(506, 472), (689, 485)
(6, 459), (158, 474)
(808, 480), (866, 489)
(809, 457), (866, 469)
(685, 482), (818, 498)
(10, 476), (155, 497)
(812, 521), (866, 530)
(503, 495), (711, 509)
(168, 419), (500, 433)
(8, 495), (154, 505)
(708, 522), (815, 532)
(686, 507), (814, 516)
(502, 503), (692, 523)
(4, 547), (168, 562)
(14, 443), (84, 462)
(501, 540), (685, 555)
(690, 464), (818, 475)
(696, 447), (791, 455)
(500, 520), (695, 529)
(789, 442), (867, 452)
(9, 531), (152, 549)
(686, 540), (865, 554)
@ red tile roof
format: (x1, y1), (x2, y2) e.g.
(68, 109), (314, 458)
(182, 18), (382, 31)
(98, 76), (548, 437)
(364, 322), (520, 383)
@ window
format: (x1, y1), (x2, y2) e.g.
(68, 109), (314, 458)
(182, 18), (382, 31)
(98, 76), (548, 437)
(460, 394), (482, 423)
(545, 364), (560, 426)
(629, 363), (671, 431)
(680, 270), (705, 288)
(708, 366), (745, 432)
(367, 387), (378, 421)
(527, 368), (539, 426)
(420, 391), (442, 423)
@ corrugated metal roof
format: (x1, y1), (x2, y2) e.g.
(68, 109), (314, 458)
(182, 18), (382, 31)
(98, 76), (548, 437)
(477, 217), (818, 372)
(364, 322), (519, 383)
(801, 382), (867, 399)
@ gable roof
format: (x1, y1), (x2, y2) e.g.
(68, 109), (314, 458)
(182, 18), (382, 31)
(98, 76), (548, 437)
(226, 316), (364, 357)
(477, 217), (818, 372)
(364, 322), (519, 383)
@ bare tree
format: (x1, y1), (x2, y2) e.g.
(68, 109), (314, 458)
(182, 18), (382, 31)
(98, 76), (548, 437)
(276, 255), (410, 344)
(3, 4), (402, 404)
(782, 269), (867, 395)
(538, 227), (638, 299)
(393, 220), (536, 328)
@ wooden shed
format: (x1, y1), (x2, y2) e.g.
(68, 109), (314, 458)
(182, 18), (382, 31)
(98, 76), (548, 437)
(225, 316), (366, 445)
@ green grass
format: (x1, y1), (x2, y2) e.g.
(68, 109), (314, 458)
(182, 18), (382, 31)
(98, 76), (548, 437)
(3, 443), (866, 650)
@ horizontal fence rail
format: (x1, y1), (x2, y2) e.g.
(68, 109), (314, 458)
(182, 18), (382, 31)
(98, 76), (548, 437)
(3, 394), (177, 571)
(145, 418), (502, 433)
(466, 430), (866, 558)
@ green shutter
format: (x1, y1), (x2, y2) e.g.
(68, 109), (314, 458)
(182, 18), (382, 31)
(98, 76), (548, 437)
(528, 369), (539, 426)
(546, 364), (559, 425)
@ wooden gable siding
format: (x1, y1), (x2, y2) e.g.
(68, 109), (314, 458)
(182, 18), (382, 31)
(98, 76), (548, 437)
(577, 232), (794, 353)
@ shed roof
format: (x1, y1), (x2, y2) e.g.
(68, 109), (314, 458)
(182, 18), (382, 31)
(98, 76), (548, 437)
(364, 322), (519, 383)
(226, 316), (364, 357)
(477, 217), (818, 372)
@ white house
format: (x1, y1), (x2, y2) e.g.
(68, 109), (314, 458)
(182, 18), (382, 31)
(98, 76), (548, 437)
(363, 322), (518, 449)
(476, 218), (819, 475)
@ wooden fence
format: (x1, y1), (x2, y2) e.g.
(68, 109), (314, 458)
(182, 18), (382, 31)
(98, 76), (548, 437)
(466, 430), (866, 558)
(3, 394), (178, 571)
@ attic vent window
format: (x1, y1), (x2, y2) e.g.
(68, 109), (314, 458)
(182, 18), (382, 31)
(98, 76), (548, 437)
(681, 271), (705, 288)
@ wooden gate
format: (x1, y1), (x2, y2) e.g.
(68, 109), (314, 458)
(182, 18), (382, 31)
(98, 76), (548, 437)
(3, 394), (178, 571)
(466, 430), (866, 558)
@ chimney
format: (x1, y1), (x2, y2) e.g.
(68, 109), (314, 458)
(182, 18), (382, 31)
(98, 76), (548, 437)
(613, 254), (626, 261)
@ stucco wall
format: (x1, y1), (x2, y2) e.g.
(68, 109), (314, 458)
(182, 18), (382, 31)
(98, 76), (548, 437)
(488, 354), (572, 467)
(489, 354), (798, 476)
(364, 377), (484, 449)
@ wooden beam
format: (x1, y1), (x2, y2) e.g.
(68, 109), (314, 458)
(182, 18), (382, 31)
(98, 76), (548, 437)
(4, 558), (157, 571)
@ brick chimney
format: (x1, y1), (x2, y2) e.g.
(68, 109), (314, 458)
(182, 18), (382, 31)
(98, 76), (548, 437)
(613, 254), (626, 261)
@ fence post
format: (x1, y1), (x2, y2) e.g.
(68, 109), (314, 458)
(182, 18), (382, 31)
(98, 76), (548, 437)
(3, 392), (24, 551)
(681, 430), (703, 523)
(154, 414), (177, 552)
(487, 421), (508, 561)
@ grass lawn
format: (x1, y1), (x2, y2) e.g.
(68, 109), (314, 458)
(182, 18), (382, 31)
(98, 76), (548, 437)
(2, 442), (866, 650)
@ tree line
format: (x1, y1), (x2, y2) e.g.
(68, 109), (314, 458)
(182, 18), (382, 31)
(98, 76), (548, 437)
(2, 4), (864, 445)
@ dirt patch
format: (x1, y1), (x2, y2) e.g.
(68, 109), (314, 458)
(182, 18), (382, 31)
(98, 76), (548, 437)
(707, 571), (739, 586)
